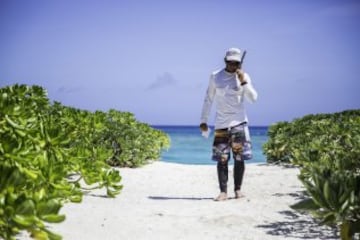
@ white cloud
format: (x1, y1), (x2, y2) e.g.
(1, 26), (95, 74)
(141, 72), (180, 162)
(57, 86), (82, 94)
(146, 72), (177, 90)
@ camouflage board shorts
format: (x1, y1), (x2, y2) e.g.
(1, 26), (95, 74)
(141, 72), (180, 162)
(212, 123), (252, 162)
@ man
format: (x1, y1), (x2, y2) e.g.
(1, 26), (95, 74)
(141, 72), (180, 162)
(200, 47), (258, 201)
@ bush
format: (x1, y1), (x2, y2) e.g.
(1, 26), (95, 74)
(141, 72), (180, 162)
(262, 110), (360, 240)
(0, 84), (170, 239)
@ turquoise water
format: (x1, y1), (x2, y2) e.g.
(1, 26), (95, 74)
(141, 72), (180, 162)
(153, 126), (268, 165)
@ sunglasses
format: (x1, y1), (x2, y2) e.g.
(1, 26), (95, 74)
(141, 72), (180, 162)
(226, 61), (240, 66)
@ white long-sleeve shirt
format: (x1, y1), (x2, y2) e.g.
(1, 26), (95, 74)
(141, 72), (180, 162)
(200, 68), (258, 130)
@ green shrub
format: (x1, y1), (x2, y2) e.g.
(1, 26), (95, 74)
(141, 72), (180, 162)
(0, 84), (170, 239)
(262, 110), (360, 240)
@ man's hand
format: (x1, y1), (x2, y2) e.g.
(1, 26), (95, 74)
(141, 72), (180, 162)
(199, 123), (208, 132)
(236, 69), (246, 84)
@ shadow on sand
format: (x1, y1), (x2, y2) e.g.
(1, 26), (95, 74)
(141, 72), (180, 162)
(256, 192), (339, 239)
(148, 196), (214, 201)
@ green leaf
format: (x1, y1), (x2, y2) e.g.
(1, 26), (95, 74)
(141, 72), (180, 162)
(37, 199), (62, 216)
(34, 188), (46, 202)
(44, 229), (63, 240)
(15, 129), (26, 137)
(340, 199), (349, 214)
(5, 115), (26, 130)
(40, 214), (65, 223)
(30, 229), (49, 240)
(338, 187), (348, 205)
(12, 214), (35, 228)
(323, 180), (331, 203)
(21, 168), (38, 180)
(106, 187), (121, 198)
(16, 199), (35, 216)
(69, 195), (82, 203)
(320, 212), (336, 225)
(7, 169), (24, 186)
(111, 184), (123, 191)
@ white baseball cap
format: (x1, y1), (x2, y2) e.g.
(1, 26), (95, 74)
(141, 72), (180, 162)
(225, 47), (241, 62)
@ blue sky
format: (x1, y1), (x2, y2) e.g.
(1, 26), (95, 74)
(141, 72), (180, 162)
(1, 0), (359, 126)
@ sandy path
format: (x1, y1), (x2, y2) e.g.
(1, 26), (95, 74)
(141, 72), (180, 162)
(19, 162), (338, 240)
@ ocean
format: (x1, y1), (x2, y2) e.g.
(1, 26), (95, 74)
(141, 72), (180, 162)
(153, 126), (268, 165)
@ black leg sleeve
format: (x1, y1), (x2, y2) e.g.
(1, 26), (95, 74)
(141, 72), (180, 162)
(217, 161), (228, 193)
(234, 160), (245, 191)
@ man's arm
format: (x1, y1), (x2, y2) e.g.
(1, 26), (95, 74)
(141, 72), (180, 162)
(200, 74), (216, 130)
(242, 73), (257, 103)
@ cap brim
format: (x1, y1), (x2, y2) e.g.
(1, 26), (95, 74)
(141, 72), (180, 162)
(225, 56), (241, 62)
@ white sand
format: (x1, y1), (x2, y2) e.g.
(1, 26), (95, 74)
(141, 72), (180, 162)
(20, 161), (338, 239)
